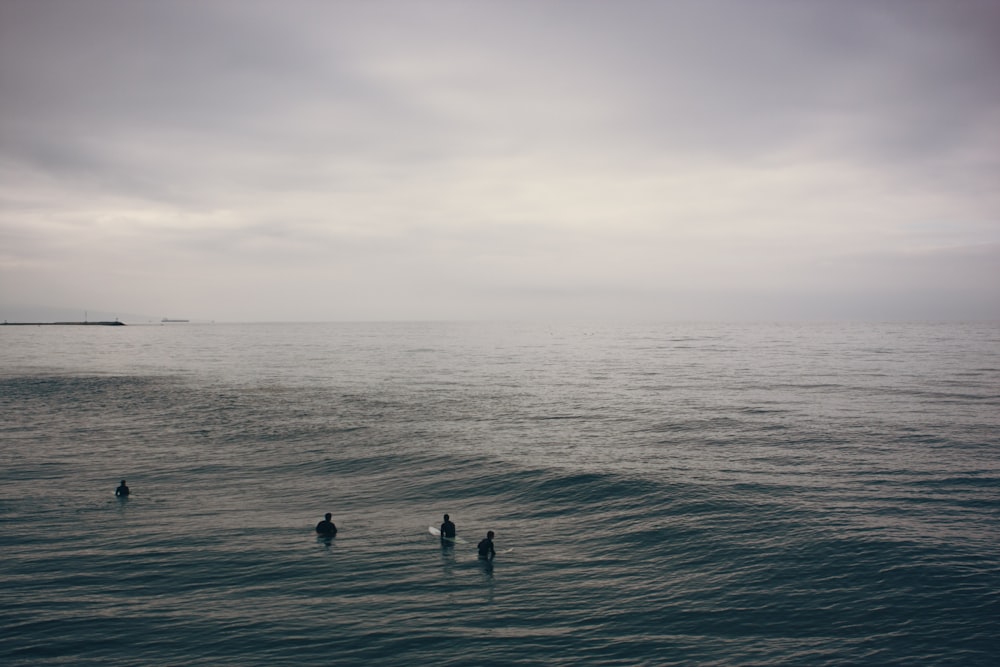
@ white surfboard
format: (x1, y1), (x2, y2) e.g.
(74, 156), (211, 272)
(428, 526), (467, 543)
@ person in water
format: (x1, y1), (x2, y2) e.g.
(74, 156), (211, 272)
(315, 513), (337, 536)
(440, 514), (456, 542)
(477, 530), (496, 561)
(115, 480), (130, 497)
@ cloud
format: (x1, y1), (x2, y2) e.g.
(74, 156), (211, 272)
(0, 0), (998, 321)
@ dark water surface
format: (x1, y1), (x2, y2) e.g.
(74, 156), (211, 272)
(2, 322), (998, 665)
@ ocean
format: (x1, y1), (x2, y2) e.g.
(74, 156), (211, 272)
(1, 321), (998, 666)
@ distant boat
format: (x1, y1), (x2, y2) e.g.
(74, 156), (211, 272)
(161, 318), (190, 323)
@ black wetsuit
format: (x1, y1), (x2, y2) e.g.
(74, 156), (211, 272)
(477, 537), (495, 560)
(440, 520), (456, 540)
(115, 484), (130, 497)
(315, 520), (337, 536)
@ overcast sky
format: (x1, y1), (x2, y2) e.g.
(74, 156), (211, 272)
(1, 0), (997, 321)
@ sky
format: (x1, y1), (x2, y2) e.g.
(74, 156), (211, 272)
(1, 0), (998, 322)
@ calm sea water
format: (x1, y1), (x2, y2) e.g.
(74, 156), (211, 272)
(1, 322), (998, 666)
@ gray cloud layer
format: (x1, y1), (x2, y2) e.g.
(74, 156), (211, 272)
(2, 0), (998, 321)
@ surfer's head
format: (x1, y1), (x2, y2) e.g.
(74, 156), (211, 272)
(443, 514), (450, 521)
(487, 531), (494, 539)
(325, 513), (332, 521)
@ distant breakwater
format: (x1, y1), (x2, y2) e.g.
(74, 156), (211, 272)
(1, 321), (125, 326)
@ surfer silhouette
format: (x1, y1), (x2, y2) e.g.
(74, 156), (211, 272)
(315, 513), (337, 537)
(477, 530), (496, 561)
(115, 480), (130, 497)
(440, 514), (456, 543)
